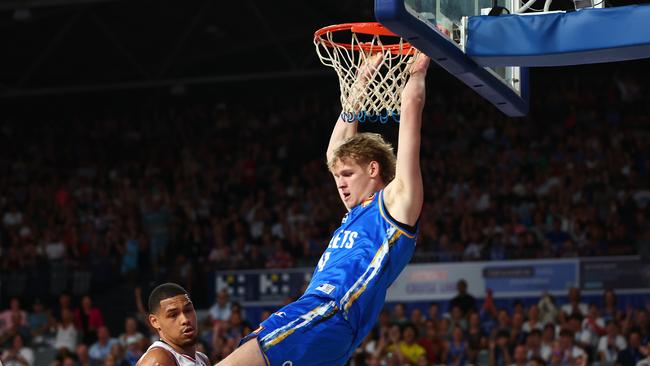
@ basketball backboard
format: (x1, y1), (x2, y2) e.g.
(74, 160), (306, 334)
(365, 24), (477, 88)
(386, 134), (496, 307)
(375, 0), (530, 117)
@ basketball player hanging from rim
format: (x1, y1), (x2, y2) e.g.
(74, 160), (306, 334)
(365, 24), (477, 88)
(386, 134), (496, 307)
(214, 42), (430, 365)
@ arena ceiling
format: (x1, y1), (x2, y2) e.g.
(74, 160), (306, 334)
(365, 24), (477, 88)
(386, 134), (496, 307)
(0, 0), (373, 97)
(0, 0), (648, 98)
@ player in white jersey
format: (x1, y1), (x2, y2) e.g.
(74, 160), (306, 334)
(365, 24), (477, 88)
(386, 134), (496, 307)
(137, 283), (210, 366)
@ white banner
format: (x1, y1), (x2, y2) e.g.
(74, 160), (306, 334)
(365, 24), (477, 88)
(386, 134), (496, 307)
(386, 262), (485, 302)
(386, 258), (579, 302)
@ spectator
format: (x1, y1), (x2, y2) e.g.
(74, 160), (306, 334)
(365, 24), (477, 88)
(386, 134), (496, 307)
(28, 299), (53, 345)
(409, 308), (426, 336)
(449, 279), (477, 317)
(511, 312), (526, 345)
(512, 344), (528, 366)
(0, 312), (31, 348)
(398, 324), (427, 365)
(379, 324), (403, 362)
(106, 343), (129, 366)
(538, 293), (558, 325)
(54, 309), (78, 354)
(523, 305), (544, 334)
(583, 303), (606, 335)
(512, 301), (526, 318)
(0, 298), (28, 336)
(427, 303), (440, 322)
(449, 305), (469, 332)
(541, 323), (557, 352)
(0, 334), (34, 366)
(418, 319), (447, 365)
(76, 344), (91, 366)
(616, 328), (644, 366)
(117, 317), (144, 349)
(439, 317), (453, 343)
(598, 320), (627, 366)
(490, 330), (513, 366)
(391, 303), (408, 327)
(634, 309), (650, 344)
(527, 355), (547, 366)
(375, 309), (392, 342)
(53, 293), (73, 322)
(556, 329), (587, 366)
(75, 295), (104, 345)
(467, 312), (485, 363)
(546, 219), (571, 253)
(526, 329), (551, 362)
(88, 326), (117, 365)
(567, 314), (592, 352)
(447, 327), (469, 365)
(560, 287), (588, 322)
(602, 289), (622, 323)
(495, 309), (512, 337)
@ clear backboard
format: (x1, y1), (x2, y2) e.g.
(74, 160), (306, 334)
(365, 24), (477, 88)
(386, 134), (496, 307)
(375, 0), (530, 116)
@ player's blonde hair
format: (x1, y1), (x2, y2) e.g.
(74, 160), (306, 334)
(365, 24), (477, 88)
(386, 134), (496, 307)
(328, 132), (396, 183)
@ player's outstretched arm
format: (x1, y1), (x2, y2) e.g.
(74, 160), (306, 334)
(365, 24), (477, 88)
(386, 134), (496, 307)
(326, 114), (358, 163)
(326, 53), (383, 162)
(136, 348), (175, 366)
(383, 53), (429, 226)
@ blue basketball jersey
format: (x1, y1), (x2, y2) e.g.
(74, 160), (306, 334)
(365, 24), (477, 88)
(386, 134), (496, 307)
(304, 189), (418, 344)
(240, 189), (418, 366)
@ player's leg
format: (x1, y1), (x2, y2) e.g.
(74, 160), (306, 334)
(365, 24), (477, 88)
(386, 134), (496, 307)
(215, 338), (267, 366)
(220, 296), (355, 366)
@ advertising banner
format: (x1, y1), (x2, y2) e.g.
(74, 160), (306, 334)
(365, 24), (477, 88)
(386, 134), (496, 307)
(386, 259), (578, 302)
(215, 268), (312, 305)
(215, 256), (646, 305)
(482, 259), (577, 297)
(580, 257), (650, 292)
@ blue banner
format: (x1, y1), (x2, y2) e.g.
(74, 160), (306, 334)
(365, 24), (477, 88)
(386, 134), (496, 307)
(215, 257), (647, 304)
(483, 260), (577, 295)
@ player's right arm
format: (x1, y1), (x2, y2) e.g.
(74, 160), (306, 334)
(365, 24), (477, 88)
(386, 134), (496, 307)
(326, 53), (383, 162)
(326, 117), (358, 163)
(136, 348), (175, 366)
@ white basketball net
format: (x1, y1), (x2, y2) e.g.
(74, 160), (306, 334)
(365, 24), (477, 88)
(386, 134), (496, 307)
(315, 28), (419, 123)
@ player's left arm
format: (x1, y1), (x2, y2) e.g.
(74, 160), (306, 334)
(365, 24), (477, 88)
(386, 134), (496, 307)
(383, 54), (429, 227)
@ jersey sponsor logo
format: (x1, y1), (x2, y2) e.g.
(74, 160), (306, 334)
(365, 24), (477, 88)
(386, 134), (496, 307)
(315, 283), (336, 295)
(273, 312), (286, 318)
(341, 213), (348, 224)
(328, 230), (358, 249)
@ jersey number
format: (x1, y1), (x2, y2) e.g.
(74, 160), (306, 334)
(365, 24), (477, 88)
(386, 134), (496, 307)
(317, 252), (331, 272)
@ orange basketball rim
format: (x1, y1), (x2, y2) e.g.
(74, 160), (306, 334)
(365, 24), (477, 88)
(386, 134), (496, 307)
(314, 22), (416, 55)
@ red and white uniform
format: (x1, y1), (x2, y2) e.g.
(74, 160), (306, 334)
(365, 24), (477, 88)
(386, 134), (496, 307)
(144, 341), (210, 366)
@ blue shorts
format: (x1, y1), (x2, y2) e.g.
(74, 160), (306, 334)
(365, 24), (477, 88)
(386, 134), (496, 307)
(239, 295), (356, 366)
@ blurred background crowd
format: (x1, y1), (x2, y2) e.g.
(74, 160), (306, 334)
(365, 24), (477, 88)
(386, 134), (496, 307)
(3, 283), (650, 366)
(0, 41), (649, 366)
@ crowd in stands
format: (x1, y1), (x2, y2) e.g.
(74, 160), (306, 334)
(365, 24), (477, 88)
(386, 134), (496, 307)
(0, 51), (648, 366)
(1, 64), (648, 295)
(2, 282), (650, 366)
(343, 284), (650, 366)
